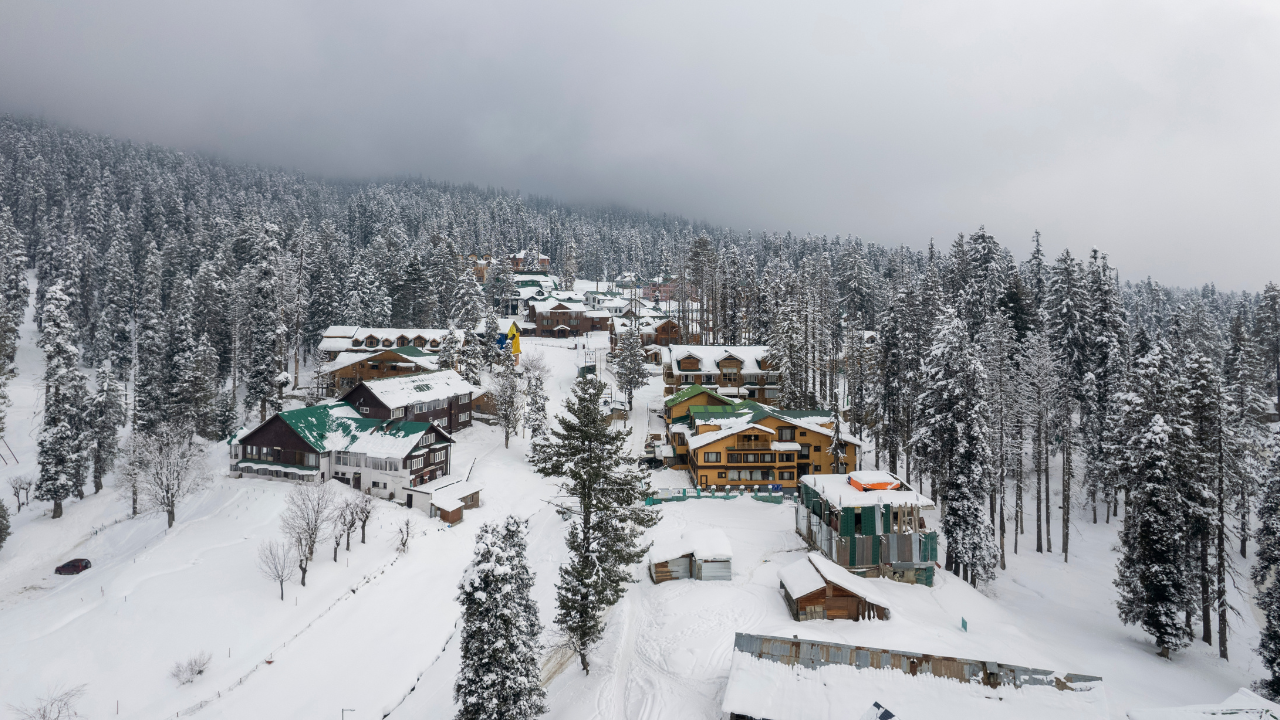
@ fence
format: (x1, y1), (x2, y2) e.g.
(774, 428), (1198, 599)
(645, 487), (790, 506)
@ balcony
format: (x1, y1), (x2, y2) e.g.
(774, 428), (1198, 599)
(731, 441), (773, 451)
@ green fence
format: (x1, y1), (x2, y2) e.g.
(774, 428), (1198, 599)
(645, 488), (791, 505)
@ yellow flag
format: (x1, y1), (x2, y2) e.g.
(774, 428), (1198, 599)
(508, 322), (521, 354)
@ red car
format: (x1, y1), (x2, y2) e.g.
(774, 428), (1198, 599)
(55, 559), (92, 575)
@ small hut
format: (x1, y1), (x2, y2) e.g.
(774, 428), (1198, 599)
(649, 529), (733, 583)
(779, 552), (891, 621)
(403, 477), (481, 525)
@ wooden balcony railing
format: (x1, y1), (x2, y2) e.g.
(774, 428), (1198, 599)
(732, 441), (773, 451)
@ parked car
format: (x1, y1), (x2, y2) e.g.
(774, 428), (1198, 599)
(55, 559), (92, 575)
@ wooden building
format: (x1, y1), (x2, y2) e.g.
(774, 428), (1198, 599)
(666, 401), (858, 491)
(662, 384), (733, 424)
(649, 529), (733, 583)
(337, 369), (482, 434)
(797, 472), (938, 586)
(778, 552), (891, 621)
(320, 346), (438, 396)
(610, 315), (681, 348)
(526, 298), (611, 337)
(663, 345), (779, 403)
(230, 402), (455, 499)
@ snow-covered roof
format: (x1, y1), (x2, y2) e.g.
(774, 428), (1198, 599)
(1127, 688), (1280, 719)
(239, 402), (446, 459)
(649, 529), (733, 564)
(668, 345), (771, 373)
(318, 327), (467, 353)
(351, 369), (484, 410)
(722, 649), (1109, 720)
(777, 556), (827, 598)
(687, 420), (776, 451)
(318, 347), (438, 374)
(806, 553), (891, 608)
(771, 441), (801, 451)
(430, 480), (480, 512)
(528, 299), (585, 315)
(801, 474), (935, 509)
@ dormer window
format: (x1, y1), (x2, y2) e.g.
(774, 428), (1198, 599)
(365, 337), (378, 348)
(392, 407), (405, 419)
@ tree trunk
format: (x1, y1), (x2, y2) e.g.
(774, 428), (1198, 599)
(279, 580), (285, 601)
(361, 520), (368, 544)
(579, 650), (590, 675)
(1036, 427), (1043, 553)
(504, 427), (510, 449)
(999, 492), (1006, 571)
(52, 499), (63, 519)
(1201, 535), (1211, 645)
(299, 561), (308, 587)
(167, 508), (175, 528)
(1062, 439), (1070, 563)
(93, 474), (103, 494)
(1217, 431), (1229, 659)
(1045, 434), (1052, 554)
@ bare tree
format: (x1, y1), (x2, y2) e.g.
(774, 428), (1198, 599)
(521, 351), (549, 382)
(8, 684), (86, 720)
(169, 652), (212, 685)
(330, 502), (346, 562)
(257, 539), (297, 600)
(339, 496), (360, 551)
(281, 482), (334, 586)
(351, 491), (376, 544)
(395, 517), (415, 554)
(8, 474), (31, 514)
(129, 425), (209, 527)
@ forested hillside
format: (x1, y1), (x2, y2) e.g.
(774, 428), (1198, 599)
(3, 113), (1280, 676)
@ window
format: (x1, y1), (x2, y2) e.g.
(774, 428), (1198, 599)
(717, 471), (727, 478)
(812, 465), (821, 472)
(304, 453), (319, 467)
(458, 412), (470, 423)
(703, 452), (721, 463)
(676, 434), (687, 446)
(703, 375), (713, 384)
(570, 319), (579, 325)
(409, 456), (425, 470)
(760, 453), (775, 463)
(456, 393), (472, 403)
(359, 407), (370, 415)
(369, 363), (380, 370)
(778, 427), (795, 441)
(799, 431), (807, 437)
(365, 338), (377, 347)
(542, 319), (551, 326)
(779, 453), (795, 463)
(780, 471), (795, 480)
(813, 446), (822, 453)
(431, 450), (447, 463)
(728, 453), (741, 463)
(764, 388), (779, 399)
(391, 407), (405, 419)
(744, 453), (757, 463)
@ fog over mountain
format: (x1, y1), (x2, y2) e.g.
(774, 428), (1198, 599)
(1, 0), (1278, 289)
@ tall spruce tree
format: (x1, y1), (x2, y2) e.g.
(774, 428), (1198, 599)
(531, 376), (658, 673)
(1254, 432), (1280, 697)
(524, 372), (549, 441)
(614, 326), (647, 410)
(35, 283), (91, 518)
(133, 238), (167, 433)
(88, 362), (126, 494)
(454, 516), (546, 720)
(241, 226), (284, 423)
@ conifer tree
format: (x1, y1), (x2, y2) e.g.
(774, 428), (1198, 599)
(532, 376), (658, 673)
(912, 305), (997, 584)
(35, 283), (91, 518)
(241, 227), (284, 423)
(133, 238), (168, 433)
(454, 516), (546, 720)
(92, 231), (134, 379)
(524, 372), (549, 441)
(614, 326), (647, 410)
(493, 351), (524, 448)
(1253, 432), (1280, 697)
(0, 496), (9, 552)
(88, 362), (126, 494)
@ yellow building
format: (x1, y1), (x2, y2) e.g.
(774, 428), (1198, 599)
(667, 401), (858, 491)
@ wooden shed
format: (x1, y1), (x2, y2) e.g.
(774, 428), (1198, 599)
(779, 552), (891, 621)
(403, 478), (480, 525)
(649, 529), (733, 583)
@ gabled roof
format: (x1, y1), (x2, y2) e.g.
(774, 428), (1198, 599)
(345, 369), (485, 410)
(801, 474), (934, 509)
(687, 420), (775, 451)
(318, 346), (438, 374)
(664, 384), (733, 408)
(666, 345), (770, 372)
(253, 403), (449, 458)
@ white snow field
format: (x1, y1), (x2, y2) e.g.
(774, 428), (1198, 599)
(0, 293), (1268, 719)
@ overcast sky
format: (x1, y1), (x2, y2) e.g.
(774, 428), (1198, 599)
(2, 1), (1277, 290)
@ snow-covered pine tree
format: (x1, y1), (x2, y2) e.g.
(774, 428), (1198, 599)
(88, 362), (126, 494)
(454, 516), (546, 720)
(0, 206), (28, 367)
(438, 325), (460, 372)
(524, 372), (549, 442)
(1225, 303), (1271, 558)
(614, 326), (647, 410)
(91, 230), (134, 380)
(35, 283), (91, 518)
(133, 237), (168, 433)
(1046, 248), (1091, 562)
(911, 304), (998, 584)
(240, 226), (284, 423)
(1114, 340), (1190, 657)
(532, 376), (658, 673)
(1253, 432), (1280, 697)
(493, 351), (524, 448)
(0, 494), (9, 552)
(459, 329), (486, 386)
(1181, 350), (1227, 650)
(559, 235), (578, 292)
(452, 265), (486, 332)
(165, 277), (202, 429)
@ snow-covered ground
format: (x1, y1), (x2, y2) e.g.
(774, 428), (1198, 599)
(0, 291), (1267, 719)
